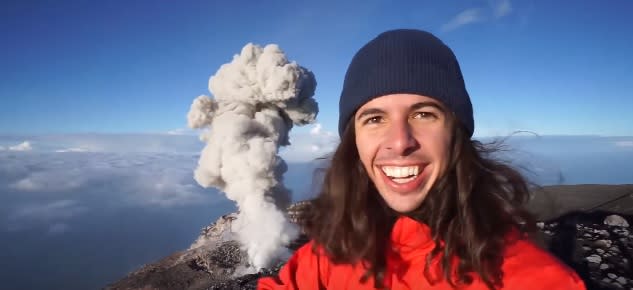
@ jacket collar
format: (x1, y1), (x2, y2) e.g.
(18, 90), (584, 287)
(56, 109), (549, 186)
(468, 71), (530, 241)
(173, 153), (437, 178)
(390, 215), (435, 260)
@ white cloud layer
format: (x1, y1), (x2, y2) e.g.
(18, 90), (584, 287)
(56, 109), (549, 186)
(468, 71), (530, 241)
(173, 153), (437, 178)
(310, 123), (323, 135)
(2, 133), (630, 234)
(1, 151), (214, 207)
(0, 134), (203, 153)
(0, 149), (225, 233)
(11, 169), (85, 192)
(166, 128), (199, 136)
(9, 200), (86, 221)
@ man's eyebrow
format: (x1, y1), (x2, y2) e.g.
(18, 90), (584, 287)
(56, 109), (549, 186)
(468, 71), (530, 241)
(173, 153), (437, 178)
(356, 102), (446, 121)
(356, 108), (385, 120)
(411, 101), (446, 112)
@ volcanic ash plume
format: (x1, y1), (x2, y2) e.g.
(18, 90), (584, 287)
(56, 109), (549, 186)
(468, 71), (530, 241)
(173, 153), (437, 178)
(187, 43), (318, 270)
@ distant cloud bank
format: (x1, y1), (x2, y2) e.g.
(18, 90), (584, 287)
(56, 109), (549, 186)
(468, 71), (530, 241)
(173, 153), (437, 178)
(281, 123), (339, 162)
(615, 140), (633, 147)
(0, 129), (336, 234)
(0, 141), (33, 151)
(0, 130), (335, 162)
(1, 133), (632, 234)
(0, 149), (219, 233)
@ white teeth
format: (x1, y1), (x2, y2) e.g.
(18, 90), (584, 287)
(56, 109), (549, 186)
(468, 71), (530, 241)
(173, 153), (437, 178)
(392, 176), (416, 184)
(381, 166), (420, 178)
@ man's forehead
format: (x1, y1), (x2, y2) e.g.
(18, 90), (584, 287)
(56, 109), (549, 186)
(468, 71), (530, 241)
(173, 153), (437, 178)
(356, 94), (446, 113)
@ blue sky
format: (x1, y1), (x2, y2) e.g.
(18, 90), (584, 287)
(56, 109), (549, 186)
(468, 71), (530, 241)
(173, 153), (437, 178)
(1, 0), (632, 136)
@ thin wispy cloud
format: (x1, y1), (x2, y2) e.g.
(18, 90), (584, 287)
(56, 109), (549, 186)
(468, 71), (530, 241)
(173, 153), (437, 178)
(166, 128), (199, 136)
(0, 134), (202, 153)
(56, 147), (90, 153)
(442, 0), (513, 32)
(492, 0), (512, 18)
(48, 222), (71, 234)
(442, 8), (484, 32)
(7, 141), (32, 151)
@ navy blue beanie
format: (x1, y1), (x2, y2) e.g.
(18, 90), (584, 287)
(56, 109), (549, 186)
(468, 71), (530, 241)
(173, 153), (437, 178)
(338, 29), (474, 137)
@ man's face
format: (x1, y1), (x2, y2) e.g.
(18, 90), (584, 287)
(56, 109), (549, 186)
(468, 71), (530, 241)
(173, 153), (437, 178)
(354, 94), (452, 213)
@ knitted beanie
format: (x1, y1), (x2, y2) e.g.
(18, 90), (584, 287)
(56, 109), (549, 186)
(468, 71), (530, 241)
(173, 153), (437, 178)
(338, 29), (474, 137)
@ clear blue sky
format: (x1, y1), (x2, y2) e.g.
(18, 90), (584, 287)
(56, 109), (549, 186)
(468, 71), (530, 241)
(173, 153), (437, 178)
(2, 0), (632, 136)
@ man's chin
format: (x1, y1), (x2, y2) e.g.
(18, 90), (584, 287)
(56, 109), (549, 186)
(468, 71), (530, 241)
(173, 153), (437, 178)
(381, 193), (426, 213)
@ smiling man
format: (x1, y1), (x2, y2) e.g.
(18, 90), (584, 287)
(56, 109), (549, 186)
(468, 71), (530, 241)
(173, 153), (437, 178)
(354, 94), (452, 213)
(258, 29), (585, 290)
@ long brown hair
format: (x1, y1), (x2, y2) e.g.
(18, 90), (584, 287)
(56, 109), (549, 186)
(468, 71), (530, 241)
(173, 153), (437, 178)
(304, 117), (536, 290)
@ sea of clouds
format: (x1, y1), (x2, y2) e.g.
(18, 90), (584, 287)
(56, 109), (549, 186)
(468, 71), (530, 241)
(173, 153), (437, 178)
(0, 132), (631, 290)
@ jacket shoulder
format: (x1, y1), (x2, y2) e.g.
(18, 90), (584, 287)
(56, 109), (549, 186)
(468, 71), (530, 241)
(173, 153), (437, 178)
(257, 241), (332, 290)
(501, 239), (586, 290)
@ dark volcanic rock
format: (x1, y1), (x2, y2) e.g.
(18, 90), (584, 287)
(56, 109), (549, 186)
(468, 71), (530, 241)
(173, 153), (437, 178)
(542, 211), (633, 290)
(104, 241), (252, 290)
(205, 263), (284, 290)
(209, 241), (242, 269)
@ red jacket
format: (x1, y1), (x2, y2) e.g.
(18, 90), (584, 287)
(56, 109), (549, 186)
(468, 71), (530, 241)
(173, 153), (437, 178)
(258, 216), (585, 290)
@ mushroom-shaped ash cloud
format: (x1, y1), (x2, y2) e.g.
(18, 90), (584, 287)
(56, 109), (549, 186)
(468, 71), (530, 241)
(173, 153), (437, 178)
(187, 43), (318, 271)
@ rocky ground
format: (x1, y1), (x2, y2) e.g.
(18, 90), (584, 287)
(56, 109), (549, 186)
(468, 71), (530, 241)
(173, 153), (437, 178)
(105, 185), (633, 290)
(540, 211), (632, 290)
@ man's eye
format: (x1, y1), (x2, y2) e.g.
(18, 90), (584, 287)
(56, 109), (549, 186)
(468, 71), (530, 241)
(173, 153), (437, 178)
(413, 112), (436, 119)
(365, 116), (382, 124)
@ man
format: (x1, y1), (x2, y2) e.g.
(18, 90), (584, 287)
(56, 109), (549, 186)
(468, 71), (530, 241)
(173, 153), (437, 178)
(258, 29), (585, 290)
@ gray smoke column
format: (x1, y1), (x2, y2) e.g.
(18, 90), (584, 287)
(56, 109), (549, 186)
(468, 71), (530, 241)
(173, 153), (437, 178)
(187, 43), (318, 270)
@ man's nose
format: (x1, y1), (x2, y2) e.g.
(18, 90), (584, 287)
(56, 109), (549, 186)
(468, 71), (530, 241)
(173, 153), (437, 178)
(384, 121), (418, 155)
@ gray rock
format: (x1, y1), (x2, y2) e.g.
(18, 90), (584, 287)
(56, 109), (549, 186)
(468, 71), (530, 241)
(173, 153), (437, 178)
(587, 254), (602, 264)
(594, 239), (613, 248)
(616, 276), (628, 285)
(605, 215), (630, 227)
